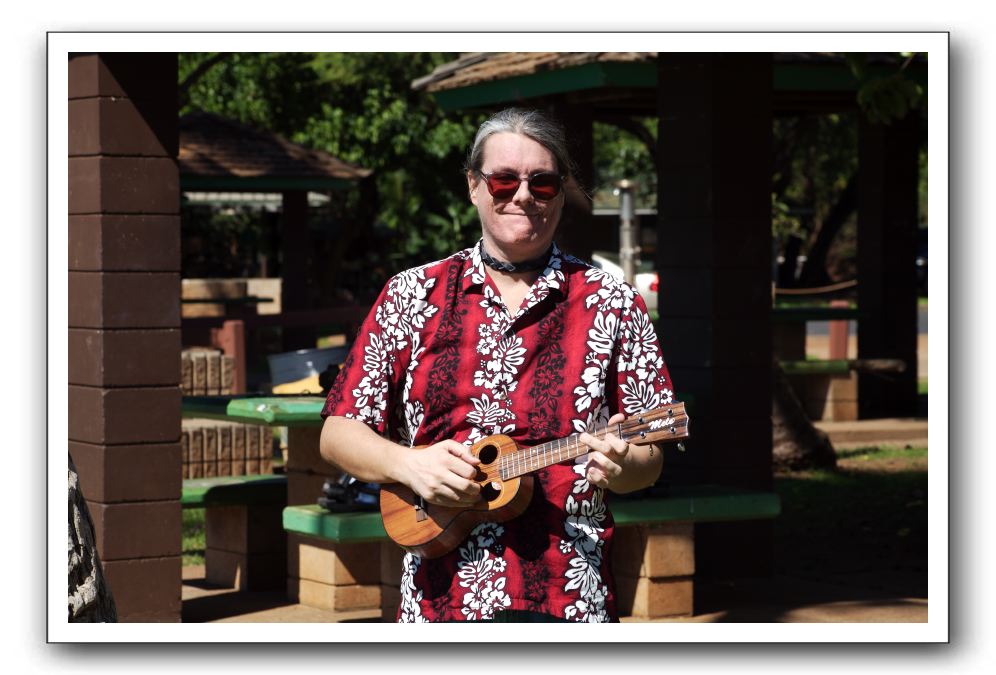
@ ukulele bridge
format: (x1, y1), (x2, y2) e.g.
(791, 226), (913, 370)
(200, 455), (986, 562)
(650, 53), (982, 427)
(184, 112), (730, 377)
(414, 495), (428, 522)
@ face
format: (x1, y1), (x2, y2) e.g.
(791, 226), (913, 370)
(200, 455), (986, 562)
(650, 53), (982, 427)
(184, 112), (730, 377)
(468, 132), (565, 260)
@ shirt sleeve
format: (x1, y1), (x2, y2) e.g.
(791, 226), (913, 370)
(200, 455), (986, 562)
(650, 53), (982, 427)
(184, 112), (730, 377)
(608, 290), (674, 416)
(320, 279), (406, 435)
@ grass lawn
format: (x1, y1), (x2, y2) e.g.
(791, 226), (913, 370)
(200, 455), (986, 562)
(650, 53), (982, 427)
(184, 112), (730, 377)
(183, 508), (206, 567)
(773, 444), (927, 598)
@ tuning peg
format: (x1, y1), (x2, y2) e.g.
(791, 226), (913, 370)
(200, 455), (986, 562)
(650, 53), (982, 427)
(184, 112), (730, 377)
(677, 442), (686, 453)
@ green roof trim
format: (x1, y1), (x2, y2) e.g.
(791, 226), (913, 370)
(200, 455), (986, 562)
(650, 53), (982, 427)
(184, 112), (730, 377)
(773, 62), (928, 92)
(433, 61), (657, 111)
(180, 175), (356, 192)
(431, 60), (927, 110)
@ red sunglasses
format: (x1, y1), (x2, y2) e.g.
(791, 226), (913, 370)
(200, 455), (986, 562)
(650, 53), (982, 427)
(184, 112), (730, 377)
(476, 170), (564, 201)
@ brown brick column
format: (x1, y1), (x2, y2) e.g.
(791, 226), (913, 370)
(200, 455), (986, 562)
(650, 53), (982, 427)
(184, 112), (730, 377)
(656, 53), (774, 578)
(550, 102), (596, 261)
(857, 112), (921, 419)
(68, 53), (182, 622)
(280, 189), (315, 350)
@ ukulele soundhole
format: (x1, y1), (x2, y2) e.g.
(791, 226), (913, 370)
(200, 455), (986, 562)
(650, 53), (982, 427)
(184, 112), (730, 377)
(477, 443), (499, 465)
(480, 481), (502, 502)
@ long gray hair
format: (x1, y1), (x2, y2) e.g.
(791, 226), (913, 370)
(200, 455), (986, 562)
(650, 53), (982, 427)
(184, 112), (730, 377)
(465, 108), (576, 180)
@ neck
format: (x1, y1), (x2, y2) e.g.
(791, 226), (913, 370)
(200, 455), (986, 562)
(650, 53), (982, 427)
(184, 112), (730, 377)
(479, 239), (552, 274)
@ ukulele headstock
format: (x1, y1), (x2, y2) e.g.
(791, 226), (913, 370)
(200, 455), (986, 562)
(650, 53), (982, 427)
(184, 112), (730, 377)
(620, 402), (690, 446)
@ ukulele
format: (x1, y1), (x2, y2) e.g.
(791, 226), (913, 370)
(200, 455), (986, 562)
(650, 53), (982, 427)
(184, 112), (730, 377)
(379, 402), (690, 559)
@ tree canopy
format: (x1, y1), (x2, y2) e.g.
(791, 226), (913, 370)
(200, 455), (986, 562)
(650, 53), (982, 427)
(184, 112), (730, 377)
(178, 52), (925, 300)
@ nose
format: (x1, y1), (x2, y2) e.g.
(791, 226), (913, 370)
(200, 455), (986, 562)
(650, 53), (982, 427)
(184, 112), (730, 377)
(511, 178), (533, 205)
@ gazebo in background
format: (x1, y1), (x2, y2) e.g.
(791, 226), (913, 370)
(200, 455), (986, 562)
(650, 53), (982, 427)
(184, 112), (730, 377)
(177, 111), (373, 388)
(413, 52), (926, 578)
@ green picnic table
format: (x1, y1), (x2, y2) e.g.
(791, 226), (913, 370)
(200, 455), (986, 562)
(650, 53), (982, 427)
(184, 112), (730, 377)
(182, 394), (326, 426)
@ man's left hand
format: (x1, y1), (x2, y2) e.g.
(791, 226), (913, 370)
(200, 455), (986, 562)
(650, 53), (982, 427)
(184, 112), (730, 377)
(578, 412), (629, 489)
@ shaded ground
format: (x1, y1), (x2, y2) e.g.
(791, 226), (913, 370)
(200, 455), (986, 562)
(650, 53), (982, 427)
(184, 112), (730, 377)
(771, 444), (928, 598)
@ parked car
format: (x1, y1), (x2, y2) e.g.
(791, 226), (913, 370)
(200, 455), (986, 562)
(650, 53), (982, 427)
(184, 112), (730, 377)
(590, 250), (658, 312)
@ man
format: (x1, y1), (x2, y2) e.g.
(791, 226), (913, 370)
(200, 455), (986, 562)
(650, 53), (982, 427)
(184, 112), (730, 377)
(320, 108), (673, 622)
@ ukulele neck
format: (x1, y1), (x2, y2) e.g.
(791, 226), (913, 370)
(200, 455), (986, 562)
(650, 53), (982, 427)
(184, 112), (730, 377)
(496, 404), (687, 481)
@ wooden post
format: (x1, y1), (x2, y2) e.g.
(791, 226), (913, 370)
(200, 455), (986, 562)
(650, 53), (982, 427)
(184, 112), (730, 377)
(857, 113), (920, 418)
(656, 53), (774, 577)
(550, 102), (595, 261)
(280, 190), (316, 351)
(211, 319), (246, 394)
(68, 53), (182, 622)
(829, 299), (850, 360)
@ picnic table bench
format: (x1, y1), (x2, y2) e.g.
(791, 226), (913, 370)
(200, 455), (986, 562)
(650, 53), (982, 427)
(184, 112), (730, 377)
(182, 395), (328, 592)
(283, 484), (781, 621)
(181, 473), (289, 591)
(771, 304), (906, 421)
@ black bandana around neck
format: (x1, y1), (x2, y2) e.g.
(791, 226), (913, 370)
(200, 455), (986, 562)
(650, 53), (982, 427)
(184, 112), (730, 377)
(479, 241), (553, 273)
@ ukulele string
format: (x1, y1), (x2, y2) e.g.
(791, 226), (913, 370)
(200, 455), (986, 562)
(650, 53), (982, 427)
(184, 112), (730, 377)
(494, 406), (685, 479)
(497, 417), (649, 479)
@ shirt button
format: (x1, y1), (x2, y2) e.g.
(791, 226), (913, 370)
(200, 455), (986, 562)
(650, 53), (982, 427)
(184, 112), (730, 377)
(495, 391), (505, 400)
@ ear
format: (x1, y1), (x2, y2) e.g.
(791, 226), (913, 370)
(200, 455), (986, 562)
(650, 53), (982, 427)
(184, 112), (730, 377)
(467, 171), (480, 205)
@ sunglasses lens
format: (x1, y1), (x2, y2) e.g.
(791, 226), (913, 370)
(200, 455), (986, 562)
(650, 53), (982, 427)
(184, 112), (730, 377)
(486, 173), (521, 199)
(528, 174), (562, 200)
(481, 172), (562, 200)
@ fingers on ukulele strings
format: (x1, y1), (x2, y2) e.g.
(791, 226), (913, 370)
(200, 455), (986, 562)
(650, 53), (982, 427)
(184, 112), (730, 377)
(580, 431), (627, 459)
(447, 442), (480, 465)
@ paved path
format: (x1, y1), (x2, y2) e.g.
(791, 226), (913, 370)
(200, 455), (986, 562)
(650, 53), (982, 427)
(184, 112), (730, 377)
(182, 567), (926, 624)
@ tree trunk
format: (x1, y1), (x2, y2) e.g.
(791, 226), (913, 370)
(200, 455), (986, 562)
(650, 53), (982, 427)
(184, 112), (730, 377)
(772, 358), (838, 470)
(68, 454), (117, 622)
(799, 173), (859, 288)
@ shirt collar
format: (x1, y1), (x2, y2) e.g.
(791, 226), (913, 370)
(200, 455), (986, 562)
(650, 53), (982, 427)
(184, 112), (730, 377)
(461, 240), (569, 298)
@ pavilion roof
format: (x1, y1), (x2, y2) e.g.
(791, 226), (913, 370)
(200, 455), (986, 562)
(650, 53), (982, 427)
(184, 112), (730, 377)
(178, 112), (372, 192)
(412, 52), (654, 93)
(412, 52), (926, 114)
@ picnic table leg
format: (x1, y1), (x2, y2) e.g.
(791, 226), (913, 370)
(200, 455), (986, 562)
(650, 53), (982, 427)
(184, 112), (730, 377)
(829, 299), (850, 360)
(283, 427), (381, 613)
(211, 319), (246, 394)
(612, 523), (695, 618)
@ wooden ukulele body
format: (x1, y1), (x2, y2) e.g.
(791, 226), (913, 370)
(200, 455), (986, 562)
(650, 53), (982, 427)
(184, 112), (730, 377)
(379, 434), (534, 559)
(379, 402), (690, 559)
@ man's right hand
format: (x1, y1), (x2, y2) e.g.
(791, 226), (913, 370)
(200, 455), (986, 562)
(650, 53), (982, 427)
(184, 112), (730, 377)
(399, 440), (482, 507)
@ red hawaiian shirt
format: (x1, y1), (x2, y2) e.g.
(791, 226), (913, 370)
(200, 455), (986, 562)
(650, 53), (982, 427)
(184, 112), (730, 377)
(321, 240), (673, 622)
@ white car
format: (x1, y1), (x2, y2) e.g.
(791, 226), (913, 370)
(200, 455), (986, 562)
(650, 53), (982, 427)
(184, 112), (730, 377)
(590, 251), (658, 312)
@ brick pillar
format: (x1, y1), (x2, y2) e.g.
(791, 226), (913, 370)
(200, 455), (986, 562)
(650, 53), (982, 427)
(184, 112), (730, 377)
(857, 113), (921, 419)
(656, 53), (774, 577)
(280, 190), (316, 351)
(550, 102), (596, 262)
(68, 53), (182, 622)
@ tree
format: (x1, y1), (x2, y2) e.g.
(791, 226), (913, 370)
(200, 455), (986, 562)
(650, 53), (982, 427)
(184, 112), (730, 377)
(771, 359), (838, 470)
(773, 53), (927, 290)
(68, 455), (117, 622)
